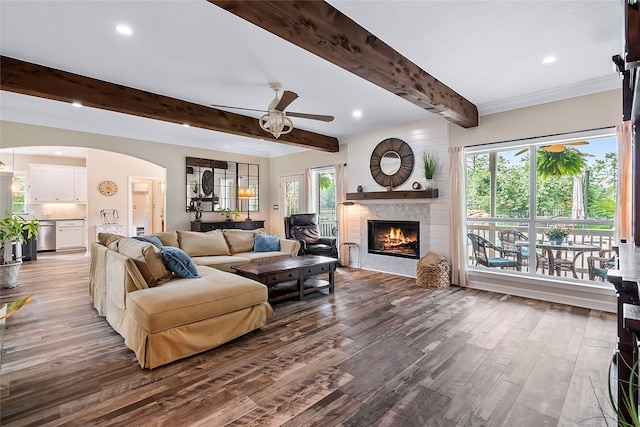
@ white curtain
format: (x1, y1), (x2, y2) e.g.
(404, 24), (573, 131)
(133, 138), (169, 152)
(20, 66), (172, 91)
(616, 122), (633, 243)
(305, 168), (313, 213)
(335, 163), (349, 266)
(449, 146), (468, 286)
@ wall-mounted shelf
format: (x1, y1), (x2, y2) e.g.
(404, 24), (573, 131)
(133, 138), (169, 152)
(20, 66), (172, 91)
(346, 189), (438, 200)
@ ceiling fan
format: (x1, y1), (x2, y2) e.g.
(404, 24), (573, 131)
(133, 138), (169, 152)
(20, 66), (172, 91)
(515, 141), (589, 156)
(211, 83), (334, 139)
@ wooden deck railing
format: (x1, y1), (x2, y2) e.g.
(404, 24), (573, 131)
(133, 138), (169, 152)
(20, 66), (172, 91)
(467, 223), (614, 280)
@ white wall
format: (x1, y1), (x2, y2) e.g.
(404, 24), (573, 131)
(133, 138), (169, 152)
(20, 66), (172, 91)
(86, 149), (164, 241)
(449, 90), (622, 148)
(341, 116), (449, 275)
(1, 121), (271, 232)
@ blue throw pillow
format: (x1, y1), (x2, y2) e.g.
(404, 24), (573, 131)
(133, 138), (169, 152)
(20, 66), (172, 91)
(133, 235), (163, 249)
(254, 234), (280, 252)
(161, 247), (200, 278)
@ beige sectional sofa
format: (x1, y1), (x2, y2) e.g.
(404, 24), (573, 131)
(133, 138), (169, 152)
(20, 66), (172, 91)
(89, 228), (300, 369)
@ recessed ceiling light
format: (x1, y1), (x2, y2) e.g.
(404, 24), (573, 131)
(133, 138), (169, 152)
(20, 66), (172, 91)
(71, 101), (82, 108)
(352, 110), (363, 118)
(182, 123), (190, 128)
(116, 24), (133, 36)
(542, 56), (556, 64)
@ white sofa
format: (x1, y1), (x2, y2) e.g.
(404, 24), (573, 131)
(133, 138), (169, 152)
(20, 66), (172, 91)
(89, 229), (300, 369)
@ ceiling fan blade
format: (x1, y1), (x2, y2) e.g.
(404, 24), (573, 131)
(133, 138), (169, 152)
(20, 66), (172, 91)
(565, 141), (589, 146)
(286, 112), (335, 122)
(210, 104), (267, 114)
(514, 147), (529, 156)
(543, 144), (566, 153)
(274, 90), (298, 111)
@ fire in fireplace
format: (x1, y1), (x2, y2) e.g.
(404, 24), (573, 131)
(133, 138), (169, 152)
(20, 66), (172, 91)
(367, 220), (420, 259)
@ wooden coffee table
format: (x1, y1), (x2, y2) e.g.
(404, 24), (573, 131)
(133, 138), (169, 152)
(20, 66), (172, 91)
(231, 255), (338, 303)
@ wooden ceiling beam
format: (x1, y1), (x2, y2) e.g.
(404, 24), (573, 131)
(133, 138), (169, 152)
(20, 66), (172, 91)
(210, 0), (478, 128)
(0, 56), (339, 153)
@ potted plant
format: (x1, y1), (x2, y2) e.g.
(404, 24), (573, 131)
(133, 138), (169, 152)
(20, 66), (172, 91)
(421, 150), (438, 190)
(219, 208), (240, 221)
(545, 227), (572, 245)
(0, 211), (39, 288)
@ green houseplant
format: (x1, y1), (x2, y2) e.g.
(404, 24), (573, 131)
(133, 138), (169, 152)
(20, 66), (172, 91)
(0, 211), (39, 288)
(219, 207), (240, 221)
(545, 227), (572, 245)
(421, 150), (438, 190)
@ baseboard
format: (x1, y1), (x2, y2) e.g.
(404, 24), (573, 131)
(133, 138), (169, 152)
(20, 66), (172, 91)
(467, 278), (616, 313)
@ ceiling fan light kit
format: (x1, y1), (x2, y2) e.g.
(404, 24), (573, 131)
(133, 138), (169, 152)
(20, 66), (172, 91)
(260, 111), (293, 138)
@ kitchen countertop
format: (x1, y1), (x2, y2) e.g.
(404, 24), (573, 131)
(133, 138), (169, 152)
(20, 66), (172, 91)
(38, 218), (86, 221)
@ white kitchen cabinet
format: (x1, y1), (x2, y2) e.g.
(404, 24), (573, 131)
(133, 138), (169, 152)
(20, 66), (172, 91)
(74, 168), (87, 202)
(29, 165), (87, 203)
(56, 220), (86, 250)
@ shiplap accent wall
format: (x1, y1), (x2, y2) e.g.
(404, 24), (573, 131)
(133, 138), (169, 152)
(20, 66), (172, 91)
(341, 117), (450, 277)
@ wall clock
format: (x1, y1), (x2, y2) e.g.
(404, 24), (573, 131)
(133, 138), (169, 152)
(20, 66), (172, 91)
(99, 180), (118, 196)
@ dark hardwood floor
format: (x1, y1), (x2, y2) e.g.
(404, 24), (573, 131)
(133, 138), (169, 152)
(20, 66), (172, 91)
(0, 251), (617, 426)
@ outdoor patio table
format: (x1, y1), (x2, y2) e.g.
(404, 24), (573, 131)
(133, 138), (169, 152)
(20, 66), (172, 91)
(515, 240), (601, 278)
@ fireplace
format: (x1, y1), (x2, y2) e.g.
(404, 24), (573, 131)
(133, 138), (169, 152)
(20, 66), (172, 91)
(367, 220), (420, 259)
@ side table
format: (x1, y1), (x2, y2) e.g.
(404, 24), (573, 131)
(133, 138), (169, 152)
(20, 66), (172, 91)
(340, 242), (361, 268)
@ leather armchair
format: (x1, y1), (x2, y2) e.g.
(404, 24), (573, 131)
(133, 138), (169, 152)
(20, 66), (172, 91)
(284, 213), (338, 258)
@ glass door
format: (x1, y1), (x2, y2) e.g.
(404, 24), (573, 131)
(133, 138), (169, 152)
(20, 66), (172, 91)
(279, 174), (304, 236)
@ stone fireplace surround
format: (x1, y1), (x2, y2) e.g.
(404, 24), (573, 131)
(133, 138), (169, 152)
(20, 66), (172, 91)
(353, 202), (431, 277)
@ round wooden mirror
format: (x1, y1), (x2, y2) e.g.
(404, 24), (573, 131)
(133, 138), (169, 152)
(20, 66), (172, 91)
(370, 138), (414, 188)
(380, 151), (401, 175)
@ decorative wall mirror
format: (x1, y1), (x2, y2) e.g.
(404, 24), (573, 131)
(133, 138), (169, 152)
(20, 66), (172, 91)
(186, 157), (259, 213)
(370, 138), (414, 188)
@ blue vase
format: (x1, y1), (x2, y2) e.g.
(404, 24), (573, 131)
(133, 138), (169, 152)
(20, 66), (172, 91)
(550, 237), (564, 245)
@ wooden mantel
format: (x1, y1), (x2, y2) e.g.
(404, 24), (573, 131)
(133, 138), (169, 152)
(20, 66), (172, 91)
(346, 189), (438, 201)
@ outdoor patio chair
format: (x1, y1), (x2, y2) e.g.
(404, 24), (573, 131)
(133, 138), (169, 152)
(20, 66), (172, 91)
(497, 229), (549, 273)
(587, 249), (616, 281)
(467, 233), (519, 270)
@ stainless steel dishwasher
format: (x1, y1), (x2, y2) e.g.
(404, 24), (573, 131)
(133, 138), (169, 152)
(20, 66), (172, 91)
(37, 220), (56, 251)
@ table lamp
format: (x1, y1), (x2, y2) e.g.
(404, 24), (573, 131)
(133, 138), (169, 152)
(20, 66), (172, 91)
(238, 187), (255, 221)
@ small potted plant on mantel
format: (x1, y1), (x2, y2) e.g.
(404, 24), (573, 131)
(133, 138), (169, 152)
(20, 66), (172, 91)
(0, 211), (39, 288)
(421, 150), (438, 190)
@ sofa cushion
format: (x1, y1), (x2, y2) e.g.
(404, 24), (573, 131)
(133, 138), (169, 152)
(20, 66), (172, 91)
(152, 230), (180, 248)
(133, 235), (163, 249)
(117, 238), (172, 286)
(254, 234), (280, 252)
(97, 232), (124, 250)
(222, 229), (264, 254)
(162, 247), (200, 278)
(192, 255), (251, 273)
(234, 251), (291, 263)
(125, 267), (268, 333)
(177, 230), (231, 257)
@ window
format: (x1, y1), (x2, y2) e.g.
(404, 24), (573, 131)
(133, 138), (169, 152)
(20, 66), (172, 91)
(466, 130), (616, 282)
(12, 172), (26, 214)
(310, 167), (336, 237)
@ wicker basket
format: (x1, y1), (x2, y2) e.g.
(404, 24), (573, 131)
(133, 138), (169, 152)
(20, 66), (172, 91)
(416, 252), (450, 288)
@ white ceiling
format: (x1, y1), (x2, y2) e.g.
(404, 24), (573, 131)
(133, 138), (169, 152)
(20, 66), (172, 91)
(0, 0), (622, 158)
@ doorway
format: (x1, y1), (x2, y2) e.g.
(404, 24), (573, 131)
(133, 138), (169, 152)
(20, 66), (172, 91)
(129, 177), (165, 236)
(278, 174), (304, 236)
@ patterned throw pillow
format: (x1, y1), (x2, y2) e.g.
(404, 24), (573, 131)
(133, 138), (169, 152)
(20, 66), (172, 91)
(254, 234), (280, 252)
(161, 247), (200, 278)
